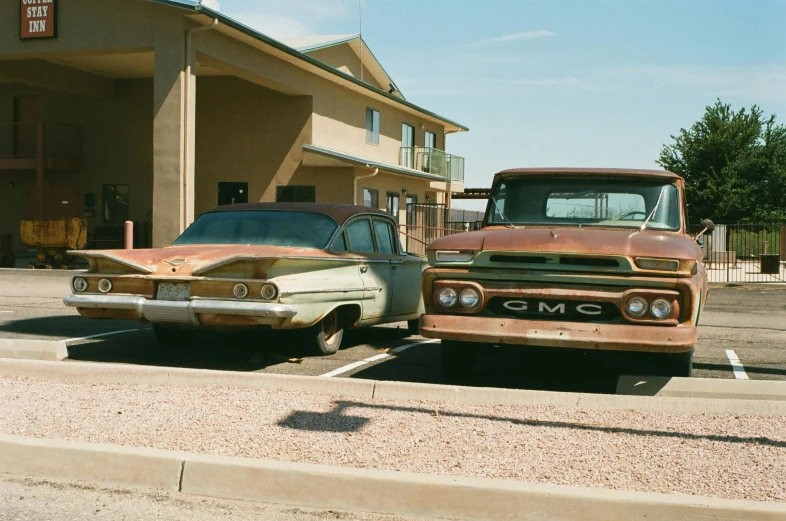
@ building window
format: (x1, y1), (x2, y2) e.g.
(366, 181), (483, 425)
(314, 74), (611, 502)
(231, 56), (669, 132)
(386, 191), (400, 219)
(363, 188), (379, 208)
(366, 107), (380, 145)
(425, 131), (437, 150)
(103, 184), (129, 224)
(276, 185), (315, 202)
(401, 123), (415, 168)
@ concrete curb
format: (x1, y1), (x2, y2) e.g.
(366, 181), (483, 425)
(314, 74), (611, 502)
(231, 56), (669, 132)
(1, 434), (784, 521)
(1, 358), (786, 416)
(0, 339), (68, 361)
(617, 375), (786, 401)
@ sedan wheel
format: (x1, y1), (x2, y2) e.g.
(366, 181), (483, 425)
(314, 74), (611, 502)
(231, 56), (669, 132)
(310, 309), (344, 356)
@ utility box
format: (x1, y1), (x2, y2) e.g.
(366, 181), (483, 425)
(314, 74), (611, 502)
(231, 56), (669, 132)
(761, 254), (780, 275)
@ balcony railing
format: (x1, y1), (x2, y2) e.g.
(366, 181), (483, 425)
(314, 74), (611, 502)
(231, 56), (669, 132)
(0, 121), (82, 171)
(399, 146), (464, 182)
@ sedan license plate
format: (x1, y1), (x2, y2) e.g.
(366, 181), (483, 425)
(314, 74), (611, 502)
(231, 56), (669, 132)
(157, 283), (191, 301)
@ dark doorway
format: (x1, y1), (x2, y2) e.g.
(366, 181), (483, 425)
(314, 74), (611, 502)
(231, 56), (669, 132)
(218, 182), (248, 206)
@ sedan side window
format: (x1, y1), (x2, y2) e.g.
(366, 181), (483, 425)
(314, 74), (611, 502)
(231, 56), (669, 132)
(373, 218), (396, 254)
(330, 230), (348, 251)
(347, 218), (376, 253)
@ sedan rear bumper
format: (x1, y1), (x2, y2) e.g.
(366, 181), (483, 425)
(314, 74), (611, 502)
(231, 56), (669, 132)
(419, 314), (696, 353)
(63, 294), (297, 326)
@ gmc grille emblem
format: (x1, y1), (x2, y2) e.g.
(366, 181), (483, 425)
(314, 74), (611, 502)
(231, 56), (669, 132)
(501, 300), (603, 316)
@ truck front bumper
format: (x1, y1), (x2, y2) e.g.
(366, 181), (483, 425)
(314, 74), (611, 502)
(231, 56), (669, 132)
(64, 294), (297, 326)
(419, 314), (696, 353)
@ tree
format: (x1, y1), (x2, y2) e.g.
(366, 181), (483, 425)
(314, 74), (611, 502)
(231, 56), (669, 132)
(657, 100), (786, 222)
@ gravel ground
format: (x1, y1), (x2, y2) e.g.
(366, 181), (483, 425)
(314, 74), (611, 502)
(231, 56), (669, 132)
(1, 376), (784, 503)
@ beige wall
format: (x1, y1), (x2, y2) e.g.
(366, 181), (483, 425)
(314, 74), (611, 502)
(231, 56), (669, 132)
(194, 76), (312, 216)
(305, 44), (384, 91)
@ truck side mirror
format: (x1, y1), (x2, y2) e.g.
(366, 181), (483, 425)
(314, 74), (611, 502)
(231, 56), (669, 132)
(694, 219), (715, 242)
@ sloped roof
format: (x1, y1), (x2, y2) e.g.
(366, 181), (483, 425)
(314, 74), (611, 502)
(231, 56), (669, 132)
(279, 34), (404, 99)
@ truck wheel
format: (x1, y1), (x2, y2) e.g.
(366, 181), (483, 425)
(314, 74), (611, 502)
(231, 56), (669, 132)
(152, 324), (194, 349)
(663, 349), (694, 377)
(309, 309), (344, 356)
(441, 340), (479, 382)
(407, 318), (420, 336)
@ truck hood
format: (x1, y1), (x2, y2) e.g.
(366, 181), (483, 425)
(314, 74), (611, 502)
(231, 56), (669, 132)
(428, 226), (702, 261)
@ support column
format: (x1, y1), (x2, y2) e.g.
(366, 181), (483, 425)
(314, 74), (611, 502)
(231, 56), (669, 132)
(35, 120), (45, 219)
(152, 29), (195, 247)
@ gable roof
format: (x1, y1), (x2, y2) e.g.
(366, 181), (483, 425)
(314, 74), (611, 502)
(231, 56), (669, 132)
(279, 34), (404, 99)
(145, 0), (465, 131)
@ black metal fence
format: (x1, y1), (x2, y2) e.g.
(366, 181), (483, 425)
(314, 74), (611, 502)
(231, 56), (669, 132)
(687, 223), (786, 283)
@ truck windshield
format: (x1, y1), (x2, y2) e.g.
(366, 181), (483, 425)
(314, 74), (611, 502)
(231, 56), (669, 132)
(487, 177), (681, 231)
(173, 210), (338, 248)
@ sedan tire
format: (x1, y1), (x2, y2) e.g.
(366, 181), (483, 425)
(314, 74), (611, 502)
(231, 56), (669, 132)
(309, 308), (344, 356)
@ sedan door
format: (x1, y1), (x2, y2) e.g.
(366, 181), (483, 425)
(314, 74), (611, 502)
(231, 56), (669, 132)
(346, 216), (392, 319)
(372, 217), (423, 317)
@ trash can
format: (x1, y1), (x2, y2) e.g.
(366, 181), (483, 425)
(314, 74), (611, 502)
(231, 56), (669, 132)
(760, 254), (780, 274)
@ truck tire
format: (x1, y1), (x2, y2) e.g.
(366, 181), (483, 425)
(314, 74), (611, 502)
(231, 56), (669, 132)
(441, 340), (479, 382)
(152, 324), (194, 349)
(663, 349), (694, 377)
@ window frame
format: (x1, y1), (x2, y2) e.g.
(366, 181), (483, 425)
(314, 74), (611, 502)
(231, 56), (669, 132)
(365, 107), (380, 145)
(345, 216), (377, 254)
(372, 216), (399, 255)
(385, 191), (400, 219)
(363, 187), (379, 208)
(425, 131), (437, 150)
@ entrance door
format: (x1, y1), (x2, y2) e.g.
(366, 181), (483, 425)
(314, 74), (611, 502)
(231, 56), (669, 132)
(13, 96), (38, 156)
(218, 182), (248, 206)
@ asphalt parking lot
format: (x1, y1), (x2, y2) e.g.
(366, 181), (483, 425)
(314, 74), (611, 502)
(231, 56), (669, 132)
(1, 269), (785, 394)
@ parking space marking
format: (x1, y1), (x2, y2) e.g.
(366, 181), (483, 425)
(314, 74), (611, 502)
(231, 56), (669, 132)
(65, 328), (147, 345)
(725, 349), (749, 380)
(319, 339), (439, 378)
(0, 310), (14, 314)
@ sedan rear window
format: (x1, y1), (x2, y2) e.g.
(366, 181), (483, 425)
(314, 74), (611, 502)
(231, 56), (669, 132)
(173, 210), (338, 248)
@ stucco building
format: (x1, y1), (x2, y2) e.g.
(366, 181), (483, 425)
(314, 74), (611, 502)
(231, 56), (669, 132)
(0, 0), (467, 257)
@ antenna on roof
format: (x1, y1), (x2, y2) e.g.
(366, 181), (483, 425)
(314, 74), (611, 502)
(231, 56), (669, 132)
(359, 0), (363, 82)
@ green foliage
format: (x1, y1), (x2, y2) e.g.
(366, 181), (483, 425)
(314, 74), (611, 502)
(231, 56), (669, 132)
(657, 100), (786, 222)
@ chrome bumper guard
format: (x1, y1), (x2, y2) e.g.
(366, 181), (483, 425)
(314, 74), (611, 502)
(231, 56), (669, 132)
(63, 294), (297, 326)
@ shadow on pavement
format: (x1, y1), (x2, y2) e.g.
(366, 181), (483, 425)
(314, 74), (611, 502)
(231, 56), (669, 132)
(66, 325), (410, 373)
(694, 361), (786, 377)
(0, 315), (140, 339)
(277, 399), (786, 448)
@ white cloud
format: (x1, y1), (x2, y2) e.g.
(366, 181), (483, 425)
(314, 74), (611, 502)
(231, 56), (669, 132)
(225, 12), (312, 39)
(468, 30), (555, 47)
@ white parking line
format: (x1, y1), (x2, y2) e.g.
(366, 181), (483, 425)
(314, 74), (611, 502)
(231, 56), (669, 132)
(65, 328), (146, 345)
(319, 339), (439, 378)
(0, 310), (14, 314)
(725, 349), (749, 380)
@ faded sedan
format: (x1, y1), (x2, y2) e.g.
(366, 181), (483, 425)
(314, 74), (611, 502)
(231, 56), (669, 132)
(64, 203), (426, 355)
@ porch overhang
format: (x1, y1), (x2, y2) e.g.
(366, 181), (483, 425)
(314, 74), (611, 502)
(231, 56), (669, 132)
(302, 144), (449, 184)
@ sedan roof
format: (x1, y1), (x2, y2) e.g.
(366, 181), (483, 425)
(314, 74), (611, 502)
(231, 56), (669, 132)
(205, 202), (390, 225)
(496, 167), (681, 180)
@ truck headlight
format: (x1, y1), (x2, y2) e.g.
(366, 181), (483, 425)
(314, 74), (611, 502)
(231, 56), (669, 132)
(626, 296), (648, 318)
(73, 277), (88, 292)
(459, 288), (480, 308)
(650, 298), (672, 319)
(437, 287), (458, 307)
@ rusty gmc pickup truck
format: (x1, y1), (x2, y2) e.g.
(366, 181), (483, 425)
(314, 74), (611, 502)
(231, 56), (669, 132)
(419, 168), (714, 379)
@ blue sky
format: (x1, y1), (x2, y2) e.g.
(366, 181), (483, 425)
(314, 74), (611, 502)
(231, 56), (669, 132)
(209, 0), (786, 211)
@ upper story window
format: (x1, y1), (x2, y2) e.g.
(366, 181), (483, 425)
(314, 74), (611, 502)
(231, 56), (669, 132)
(425, 131), (437, 150)
(366, 108), (380, 145)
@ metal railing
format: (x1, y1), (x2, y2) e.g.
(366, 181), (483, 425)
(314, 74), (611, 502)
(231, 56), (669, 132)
(404, 203), (482, 255)
(399, 147), (465, 182)
(687, 222), (786, 283)
(0, 121), (82, 160)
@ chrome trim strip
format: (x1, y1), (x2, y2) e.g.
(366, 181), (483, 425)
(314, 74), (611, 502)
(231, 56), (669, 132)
(281, 287), (378, 295)
(63, 294), (297, 323)
(192, 254), (386, 275)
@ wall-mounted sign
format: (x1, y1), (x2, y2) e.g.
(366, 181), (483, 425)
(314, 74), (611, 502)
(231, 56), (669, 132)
(20, 0), (57, 40)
